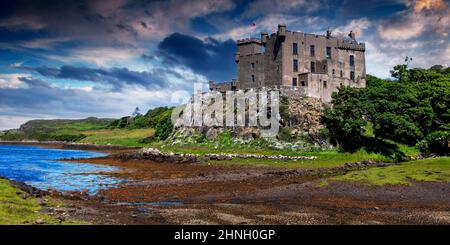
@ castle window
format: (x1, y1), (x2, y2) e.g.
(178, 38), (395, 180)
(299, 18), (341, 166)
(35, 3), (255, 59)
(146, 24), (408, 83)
(293, 59), (298, 72)
(350, 71), (355, 82)
(323, 81), (327, 88)
(293, 43), (298, 54)
(340, 70), (343, 77)
(251, 63), (255, 69)
(332, 69), (335, 75)
(310, 61), (316, 73)
(326, 47), (331, 59)
(310, 45), (315, 57)
(350, 55), (355, 66)
(251, 75), (255, 82)
(292, 77), (297, 87)
(301, 81), (306, 87)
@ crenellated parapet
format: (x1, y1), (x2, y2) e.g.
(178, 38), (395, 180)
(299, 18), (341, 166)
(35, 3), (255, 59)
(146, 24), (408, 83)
(337, 40), (365, 51)
(237, 38), (262, 46)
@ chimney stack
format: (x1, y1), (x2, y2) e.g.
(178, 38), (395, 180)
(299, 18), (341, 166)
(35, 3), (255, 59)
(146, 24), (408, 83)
(348, 30), (356, 40)
(261, 32), (268, 45)
(277, 24), (286, 37)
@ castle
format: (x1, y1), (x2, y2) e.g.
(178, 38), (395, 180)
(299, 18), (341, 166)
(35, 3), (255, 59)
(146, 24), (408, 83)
(209, 24), (366, 102)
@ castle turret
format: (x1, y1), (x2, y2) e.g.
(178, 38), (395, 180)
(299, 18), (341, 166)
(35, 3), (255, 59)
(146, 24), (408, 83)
(237, 38), (262, 56)
(261, 32), (268, 45)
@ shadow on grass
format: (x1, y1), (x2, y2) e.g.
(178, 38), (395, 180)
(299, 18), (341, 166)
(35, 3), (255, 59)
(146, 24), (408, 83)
(362, 137), (406, 161)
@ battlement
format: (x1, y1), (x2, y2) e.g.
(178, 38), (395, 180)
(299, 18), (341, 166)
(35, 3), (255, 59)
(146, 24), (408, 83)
(337, 39), (365, 51)
(237, 38), (262, 46)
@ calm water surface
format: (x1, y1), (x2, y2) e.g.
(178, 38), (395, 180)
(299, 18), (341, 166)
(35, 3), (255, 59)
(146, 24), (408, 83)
(0, 144), (122, 194)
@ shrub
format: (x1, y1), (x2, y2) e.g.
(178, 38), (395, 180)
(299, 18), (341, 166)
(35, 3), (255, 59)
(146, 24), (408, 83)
(426, 131), (449, 154)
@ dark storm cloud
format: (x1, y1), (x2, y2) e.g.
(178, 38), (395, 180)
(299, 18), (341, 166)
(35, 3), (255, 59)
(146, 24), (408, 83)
(22, 65), (168, 90)
(157, 33), (237, 82)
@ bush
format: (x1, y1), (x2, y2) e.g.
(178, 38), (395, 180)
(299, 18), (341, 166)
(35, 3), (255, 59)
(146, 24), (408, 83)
(52, 134), (86, 142)
(424, 131), (449, 154)
(154, 114), (173, 140)
(415, 139), (429, 153)
(277, 128), (294, 142)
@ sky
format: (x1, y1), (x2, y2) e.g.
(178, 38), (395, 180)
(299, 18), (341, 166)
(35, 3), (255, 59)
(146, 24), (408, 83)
(0, 0), (449, 129)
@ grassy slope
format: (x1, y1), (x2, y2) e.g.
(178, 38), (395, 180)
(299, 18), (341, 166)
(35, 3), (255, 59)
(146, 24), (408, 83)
(0, 117), (155, 147)
(79, 128), (155, 147)
(332, 157), (450, 185)
(0, 179), (86, 224)
(204, 149), (404, 169)
(159, 132), (420, 169)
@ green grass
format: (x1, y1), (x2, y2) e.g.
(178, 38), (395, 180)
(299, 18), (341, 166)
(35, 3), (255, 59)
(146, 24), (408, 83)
(0, 179), (87, 225)
(203, 149), (396, 169)
(332, 157), (450, 186)
(79, 128), (155, 147)
(158, 134), (420, 169)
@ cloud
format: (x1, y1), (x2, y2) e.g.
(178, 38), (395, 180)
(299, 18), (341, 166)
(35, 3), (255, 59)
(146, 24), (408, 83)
(0, 73), (30, 88)
(413, 0), (446, 13)
(0, 14), (47, 30)
(378, 16), (427, 40)
(157, 33), (237, 82)
(378, 0), (449, 40)
(18, 37), (73, 49)
(45, 47), (143, 66)
(0, 115), (39, 130)
(0, 76), (191, 130)
(243, 0), (320, 17)
(21, 65), (171, 91)
(332, 18), (372, 39)
(0, 0), (236, 48)
(213, 14), (327, 41)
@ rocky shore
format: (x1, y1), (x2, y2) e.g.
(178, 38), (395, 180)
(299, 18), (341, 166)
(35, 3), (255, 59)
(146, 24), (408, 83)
(139, 147), (317, 163)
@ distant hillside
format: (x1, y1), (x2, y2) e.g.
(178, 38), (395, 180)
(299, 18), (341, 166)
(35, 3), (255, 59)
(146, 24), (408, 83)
(0, 107), (173, 146)
(19, 117), (114, 133)
(1, 117), (114, 142)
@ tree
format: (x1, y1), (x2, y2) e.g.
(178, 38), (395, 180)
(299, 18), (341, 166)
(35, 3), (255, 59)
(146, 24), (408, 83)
(132, 107), (142, 117)
(323, 65), (449, 154)
(429, 65), (443, 71)
(321, 86), (367, 151)
(390, 56), (412, 82)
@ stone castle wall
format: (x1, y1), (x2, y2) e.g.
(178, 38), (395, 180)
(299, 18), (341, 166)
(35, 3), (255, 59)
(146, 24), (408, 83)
(210, 24), (366, 102)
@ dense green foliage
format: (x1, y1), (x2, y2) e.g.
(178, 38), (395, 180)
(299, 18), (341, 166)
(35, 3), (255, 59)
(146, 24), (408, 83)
(107, 106), (174, 141)
(322, 64), (450, 155)
(321, 86), (367, 151)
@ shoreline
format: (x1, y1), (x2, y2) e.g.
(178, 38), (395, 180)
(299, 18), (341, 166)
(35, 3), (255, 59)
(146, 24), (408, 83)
(1, 141), (449, 224)
(0, 140), (140, 154)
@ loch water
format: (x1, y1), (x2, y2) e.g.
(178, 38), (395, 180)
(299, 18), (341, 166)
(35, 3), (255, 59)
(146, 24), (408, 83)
(0, 144), (122, 194)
